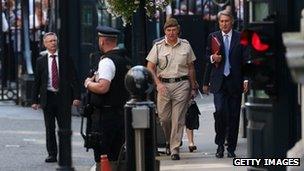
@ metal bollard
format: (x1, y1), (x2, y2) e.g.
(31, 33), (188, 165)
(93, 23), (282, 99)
(124, 66), (159, 171)
(245, 94), (273, 171)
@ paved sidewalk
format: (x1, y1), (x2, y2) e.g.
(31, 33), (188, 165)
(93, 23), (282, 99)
(90, 95), (248, 171)
(0, 101), (94, 171)
(0, 95), (247, 171)
(156, 96), (247, 171)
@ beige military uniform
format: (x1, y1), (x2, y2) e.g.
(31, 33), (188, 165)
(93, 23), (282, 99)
(146, 38), (196, 155)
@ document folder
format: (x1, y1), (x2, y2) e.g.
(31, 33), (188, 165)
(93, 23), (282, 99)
(211, 35), (221, 68)
(211, 35), (221, 54)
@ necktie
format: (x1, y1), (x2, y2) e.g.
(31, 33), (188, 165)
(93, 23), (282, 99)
(223, 34), (230, 76)
(51, 55), (58, 89)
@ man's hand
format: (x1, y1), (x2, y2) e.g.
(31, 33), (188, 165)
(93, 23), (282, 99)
(72, 100), (81, 107)
(202, 85), (210, 95)
(190, 89), (197, 99)
(31, 104), (40, 110)
(243, 81), (249, 93)
(212, 53), (222, 63)
(84, 76), (95, 89)
(156, 82), (167, 96)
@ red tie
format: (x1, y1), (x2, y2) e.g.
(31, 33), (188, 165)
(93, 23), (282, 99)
(51, 55), (58, 89)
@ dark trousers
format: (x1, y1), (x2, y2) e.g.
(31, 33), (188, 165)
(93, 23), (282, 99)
(213, 76), (242, 152)
(93, 107), (125, 162)
(42, 91), (66, 157)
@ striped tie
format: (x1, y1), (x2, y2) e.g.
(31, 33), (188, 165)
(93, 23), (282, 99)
(51, 55), (58, 89)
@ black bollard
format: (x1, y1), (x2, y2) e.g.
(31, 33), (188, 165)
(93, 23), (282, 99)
(124, 66), (160, 171)
(245, 94), (274, 171)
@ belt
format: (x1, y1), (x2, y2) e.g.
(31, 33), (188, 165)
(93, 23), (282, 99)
(160, 76), (188, 83)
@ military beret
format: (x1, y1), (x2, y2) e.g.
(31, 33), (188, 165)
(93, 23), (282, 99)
(96, 25), (120, 38)
(163, 18), (180, 30)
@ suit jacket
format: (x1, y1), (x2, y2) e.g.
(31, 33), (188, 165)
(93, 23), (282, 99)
(203, 30), (247, 94)
(32, 51), (80, 108)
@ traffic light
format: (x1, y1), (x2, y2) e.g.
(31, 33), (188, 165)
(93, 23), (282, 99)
(240, 22), (278, 96)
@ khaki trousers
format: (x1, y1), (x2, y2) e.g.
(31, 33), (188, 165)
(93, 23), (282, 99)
(157, 80), (190, 155)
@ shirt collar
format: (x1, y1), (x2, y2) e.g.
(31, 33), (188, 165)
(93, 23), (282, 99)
(47, 51), (58, 58)
(221, 30), (232, 38)
(164, 36), (181, 47)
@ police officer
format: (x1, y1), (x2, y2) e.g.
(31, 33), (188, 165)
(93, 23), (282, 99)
(84, 26), (131, 166)
(146, 18), (197, 160)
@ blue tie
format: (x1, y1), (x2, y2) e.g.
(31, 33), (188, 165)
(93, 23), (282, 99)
(224, 34), (230, 76)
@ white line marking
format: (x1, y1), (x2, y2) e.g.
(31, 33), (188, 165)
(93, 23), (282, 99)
(5, 144), (20, 148)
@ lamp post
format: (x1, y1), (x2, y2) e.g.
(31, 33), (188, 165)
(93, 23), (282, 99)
(132, 0), (147, 65)
(56, 0), (77, 170)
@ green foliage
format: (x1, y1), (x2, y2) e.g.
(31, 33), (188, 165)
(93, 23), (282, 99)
(105, 0), (171, 26)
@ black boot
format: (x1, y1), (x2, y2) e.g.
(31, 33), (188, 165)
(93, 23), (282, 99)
(215, 145), (224, 158)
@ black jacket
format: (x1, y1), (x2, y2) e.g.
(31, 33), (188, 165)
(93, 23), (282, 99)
(32, 51), (80, 108)
(204, 30), (247, 94)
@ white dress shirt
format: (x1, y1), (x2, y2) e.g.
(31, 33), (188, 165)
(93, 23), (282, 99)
(221, 30), (232, 50)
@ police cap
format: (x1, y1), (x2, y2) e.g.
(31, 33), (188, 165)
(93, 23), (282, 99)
(96, 25), (120, 38)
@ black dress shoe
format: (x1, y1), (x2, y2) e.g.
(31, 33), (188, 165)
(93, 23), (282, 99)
(215, 145), (224, 158)
(227, 151), (236, 158)
(188, 145), (197, 152)
(171, 154), (180, 160)
(215, 151), (224, 158)
(45, 156), (57, 163)
(165, 143), (171, 156)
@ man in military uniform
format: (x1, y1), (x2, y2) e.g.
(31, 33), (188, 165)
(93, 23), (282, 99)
(146, 18), (197, 160)
(84, 26), (131, 166)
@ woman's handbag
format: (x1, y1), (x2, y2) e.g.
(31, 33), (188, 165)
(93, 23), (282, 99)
(185, 100), (201, 130)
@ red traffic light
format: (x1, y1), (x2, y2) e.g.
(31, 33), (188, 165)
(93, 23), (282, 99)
(252, 32), (270, 52)
(240, 30), (270, 52)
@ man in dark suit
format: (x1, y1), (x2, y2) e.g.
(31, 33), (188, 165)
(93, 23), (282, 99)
(31, 32), (80, 162)
(203, 10), (248, 158)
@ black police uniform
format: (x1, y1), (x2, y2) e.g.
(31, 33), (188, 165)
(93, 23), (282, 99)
(90, 26), (132, 162)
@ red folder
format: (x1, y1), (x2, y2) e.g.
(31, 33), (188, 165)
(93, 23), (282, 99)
(211, 35), (221, 68)
(211, 35), (220, 54)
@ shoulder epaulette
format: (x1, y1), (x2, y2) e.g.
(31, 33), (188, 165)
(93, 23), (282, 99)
(180, 39), (190, 44)
(155, 38), (165, 46)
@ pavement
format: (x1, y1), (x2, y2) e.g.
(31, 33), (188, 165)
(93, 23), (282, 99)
(0, 101), (93, 171)
(90, 95), (248, 171)
(155, 95), (247, 171)
(0, 94), (247, 171)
